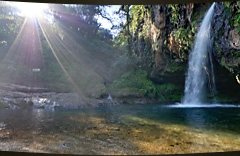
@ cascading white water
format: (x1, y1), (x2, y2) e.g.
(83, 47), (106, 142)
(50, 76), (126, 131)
(183, 3), (216, 104)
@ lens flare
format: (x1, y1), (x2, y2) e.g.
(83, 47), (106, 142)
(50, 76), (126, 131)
(14, 2), (48, 17)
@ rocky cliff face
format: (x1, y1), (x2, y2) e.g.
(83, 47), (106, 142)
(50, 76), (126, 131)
(212, 2), (240, 83)
(119, 2), (240, 102)
(129, 3), (239, 85)
(128, 3), (209, 82)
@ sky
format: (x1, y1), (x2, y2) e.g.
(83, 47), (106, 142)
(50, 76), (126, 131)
(6, 2), (124, 37)
(96, 5), (124, 36)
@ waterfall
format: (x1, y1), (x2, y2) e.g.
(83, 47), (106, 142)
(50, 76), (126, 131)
(183, 3), (216, 104)
(107, 94), (113, 101)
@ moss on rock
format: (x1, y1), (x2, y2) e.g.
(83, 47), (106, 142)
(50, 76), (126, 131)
(109, 69), (182, 102)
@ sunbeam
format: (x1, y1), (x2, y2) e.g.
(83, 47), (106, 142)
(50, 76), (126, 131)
(1, 16), (45, 86)
(2, 18), (28, 62)
(37, 19), (87, 100)
(37, 14), (108, 97)
(44, 11), (114, 81)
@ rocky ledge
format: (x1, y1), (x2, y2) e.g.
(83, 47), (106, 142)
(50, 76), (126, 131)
(0, 83), (119, 110)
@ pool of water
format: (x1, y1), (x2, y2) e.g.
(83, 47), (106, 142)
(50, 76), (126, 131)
(0, 103), (240, 154)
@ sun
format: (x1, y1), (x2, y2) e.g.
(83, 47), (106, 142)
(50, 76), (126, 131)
(14, 2), (48, 18)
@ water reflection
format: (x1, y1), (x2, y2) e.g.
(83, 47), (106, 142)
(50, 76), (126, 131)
(185, 109), (206, 129)
(32, 108), (44, 119)
(0, 105), (240, 154)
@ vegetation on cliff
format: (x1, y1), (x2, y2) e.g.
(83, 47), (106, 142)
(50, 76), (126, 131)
(0, 1), (239, 103)
(213, 1), (240, 76)
(116, 2), (240, 102)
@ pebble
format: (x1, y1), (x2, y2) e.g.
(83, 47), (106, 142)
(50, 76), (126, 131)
(61, 143), (68, 147)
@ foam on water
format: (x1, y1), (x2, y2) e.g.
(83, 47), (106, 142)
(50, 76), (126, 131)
(166, 103), (240, 108)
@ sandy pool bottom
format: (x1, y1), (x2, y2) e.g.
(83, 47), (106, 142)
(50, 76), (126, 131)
(0, 114), (240, 155)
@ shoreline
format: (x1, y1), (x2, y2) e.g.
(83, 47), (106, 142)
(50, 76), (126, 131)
(0, 82), (239, 110)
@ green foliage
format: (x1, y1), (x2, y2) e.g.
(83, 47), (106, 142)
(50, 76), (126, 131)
(220, 58), (226, 68)
(51, 4), (113, 40)
(168, 4), (180, 27)
(164, 60), (184, 73)
(97, 28), (113, 43)
(0, 2), (24, 45)
(110, 70), (155, 97)
(156, 83), (181, 102)
(220, 58), (234, 73)
(109, 69), (182, 102)
(210, 95), (239, 103)
(129, 5), (146, 35)
(214, 41), (222, 55)
(231, 10), (240, 33)
(233, 51), (240, 58)
(113, 32), (128, 50)
(223, 1), (232, 8)
(37, 38), (71, 92)
(174, 25), (195, 52)
(149, 7), (154, 20)
(223, 1), (240, 33)
(156, 83), (177, 93)
(217, 27), (224, 37)
(0, 3), (115, 96)
(167, 4), (200, 58)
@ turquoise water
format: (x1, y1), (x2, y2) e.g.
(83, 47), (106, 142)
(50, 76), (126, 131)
(0, 104), (240, 154)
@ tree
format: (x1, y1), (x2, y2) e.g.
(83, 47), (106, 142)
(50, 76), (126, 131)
(115, 5), (132, 54)
(0, 2), (24, 50)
